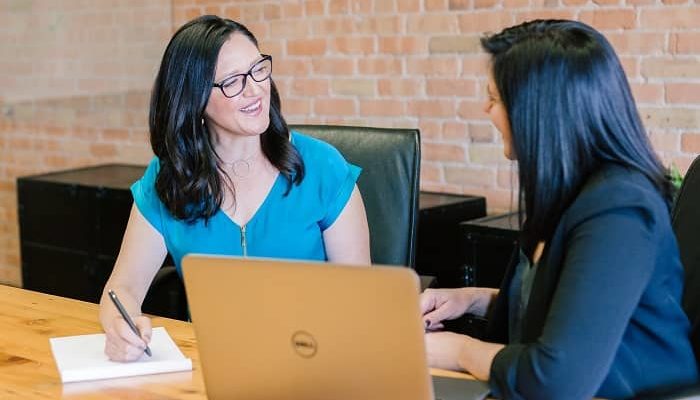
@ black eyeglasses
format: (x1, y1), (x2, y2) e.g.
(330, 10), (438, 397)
(212, 54), (272, 98)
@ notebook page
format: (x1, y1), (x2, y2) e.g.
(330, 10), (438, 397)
(50, 327), (193, 383)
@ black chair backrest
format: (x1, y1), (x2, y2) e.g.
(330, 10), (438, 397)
(672, 155), (700, 366)
(290, 124), (421, 267)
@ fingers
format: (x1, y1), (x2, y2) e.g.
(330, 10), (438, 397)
(134, 316), (152, 344)
(419, 289), (437, 315)
(104, 316), (151, 362)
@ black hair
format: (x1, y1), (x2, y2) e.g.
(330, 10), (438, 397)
(481, 19), (672, 255)
(149, 15), (304, 223)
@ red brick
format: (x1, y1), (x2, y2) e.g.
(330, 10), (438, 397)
(284, 98), (312, 116)
(640, 107), (700, 130)
(406, 58), (459, 76)
(458, 100), (489, 120)
(425, 0), (448, 10)
(313, 98), (356, 116)
(649, 131), (680, 152)
(630, 83), (664, 105)
(442, 121), (469, 140)
(418, 120), (443, 139)
(426, 78), (477, 96)
(407, 14), (459, 34)
(606, 32), (666, 55)
(281, 3), (303, 18)
(407, 99), (455, 117)
(379, 37), (428, 54)
(642, 58), (700, 79)
(421, 163), (443, 183)
(378, 79), (423, 96)
(515, 10), (576, 23)
(448, 0), (471, 9)
(444, 166), (497, 187)
(304, 0), (325, 16)
(397, 0), (421, 12)
(474, 0), (499, 7)
(331, 37), (375, 55)
(374, 0), (396, 12)
(458, 12), (514, 33)
(666, 83), (700, 104)
(290, 79), (329, 96)
(287, 39), (327, 56)
(275, 58), (313, 77)
(671, 32), (700, 54)
(312, 58), (355, 75)
(358, 58), (403, 75)
(579, 9), (637, 30)
(328, 0), (350, 14)
(423, 142), (466, 162)
(639, 8), (700, 29)
(355, 16), (402, 35)
(312, 17), (355, 36)
(681, 133), (700, 153)
(359, 99), (406, 117)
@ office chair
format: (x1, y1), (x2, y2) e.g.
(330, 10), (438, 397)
(290, 124), (421, 268)
(142, 264), (188, 321)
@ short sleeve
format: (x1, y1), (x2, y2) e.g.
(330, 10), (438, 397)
(130, 157), (165, 234)
(316, 144), (362, 231)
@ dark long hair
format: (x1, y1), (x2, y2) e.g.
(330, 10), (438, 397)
(481, 20), (672, 255)
(149, 15), (304, 223)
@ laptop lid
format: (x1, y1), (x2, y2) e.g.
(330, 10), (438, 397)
(182, 255), (488, 400)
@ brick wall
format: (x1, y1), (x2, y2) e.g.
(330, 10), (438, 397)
(1, 0), (698, 286)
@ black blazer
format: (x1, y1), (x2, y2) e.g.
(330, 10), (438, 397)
(486, 165), (698, 399)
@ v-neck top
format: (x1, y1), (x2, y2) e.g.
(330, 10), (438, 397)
(131, 131), (361, 274)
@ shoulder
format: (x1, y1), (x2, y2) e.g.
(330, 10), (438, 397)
(563, 164), (669, 231)
(290, 131), (345, 160)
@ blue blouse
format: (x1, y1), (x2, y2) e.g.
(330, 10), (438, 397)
(131, 131), (361, 273)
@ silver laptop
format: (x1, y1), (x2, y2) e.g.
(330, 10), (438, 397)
(182, 255), (490, 400)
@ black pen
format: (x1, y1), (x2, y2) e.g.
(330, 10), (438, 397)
(108, 290), (152, 357)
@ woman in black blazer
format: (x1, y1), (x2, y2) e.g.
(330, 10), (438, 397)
(420, 20), (698, 399)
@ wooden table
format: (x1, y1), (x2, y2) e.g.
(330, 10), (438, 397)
(0, 284), (471, 399)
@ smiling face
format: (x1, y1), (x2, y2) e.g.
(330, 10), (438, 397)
(204, 32), (271, 139)
(483, 73), (515, 161)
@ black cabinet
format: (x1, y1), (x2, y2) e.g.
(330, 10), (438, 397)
(17, 164), (186, 320)
(18, 164), (144, 302)
(454, 212), (520, 289)
(416, 192), (487, 278)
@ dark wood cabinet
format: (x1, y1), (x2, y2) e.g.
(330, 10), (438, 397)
(18, 164), (144, 302)
(416, 192), (487, 279)
(17, 164), (187, 320)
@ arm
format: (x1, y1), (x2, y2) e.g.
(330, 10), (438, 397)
(322, 185), (371, 265)
(98, 205), (168, 361)
(489, 206), (658, 399)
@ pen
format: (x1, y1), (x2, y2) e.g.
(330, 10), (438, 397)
(108, 290), (152, 357)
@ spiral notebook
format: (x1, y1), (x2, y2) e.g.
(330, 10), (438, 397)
(50, 327), (193, 383)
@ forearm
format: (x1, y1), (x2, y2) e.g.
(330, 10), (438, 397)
(99, 280), (144, 327)
(465, 287), (499, 317)
(458, 336), (505, 381)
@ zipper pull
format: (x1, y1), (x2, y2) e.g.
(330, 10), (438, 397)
(241, 224), (248, 257)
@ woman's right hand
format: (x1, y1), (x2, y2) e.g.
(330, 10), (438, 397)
(420, 287), (498, 330)
(101, 311), (152, 362)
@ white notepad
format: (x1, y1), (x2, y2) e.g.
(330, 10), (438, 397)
(50, 327), (193, 383)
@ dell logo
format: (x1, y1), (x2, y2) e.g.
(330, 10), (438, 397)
(291, 331), (317, 358)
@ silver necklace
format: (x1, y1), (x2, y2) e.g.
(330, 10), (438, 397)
(222, 154), (257, 178)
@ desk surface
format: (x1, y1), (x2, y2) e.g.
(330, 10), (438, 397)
(0, 284), (471, 399)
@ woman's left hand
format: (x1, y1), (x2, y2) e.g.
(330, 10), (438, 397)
(424, 331), (468, 372)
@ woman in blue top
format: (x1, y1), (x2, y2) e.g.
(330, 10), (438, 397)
(420, 20), (698, 398)
(99, 15), (370, 362)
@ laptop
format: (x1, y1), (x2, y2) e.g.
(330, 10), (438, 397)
(182, 255), (490, 400)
